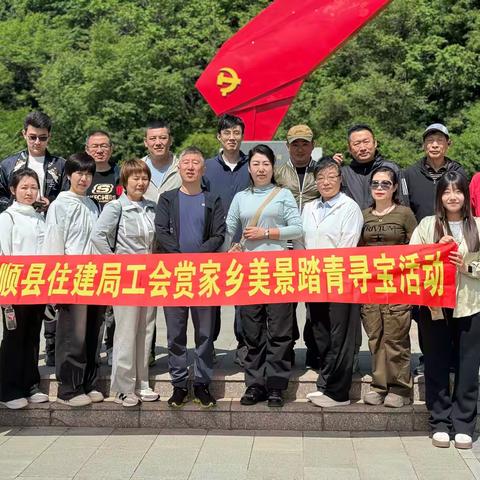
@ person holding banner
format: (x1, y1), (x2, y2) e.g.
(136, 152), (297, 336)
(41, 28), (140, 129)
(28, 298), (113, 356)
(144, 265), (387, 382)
(91, 159), (158, 407)
(410, 171), (480, 449)
(0, 168), (48, 409)
(155, 146), (225, 408)
(226, 144), (303, 408)
(301, 157), (363, 408)
(44, 152), (105, 407)
(359, 166), (417, 408)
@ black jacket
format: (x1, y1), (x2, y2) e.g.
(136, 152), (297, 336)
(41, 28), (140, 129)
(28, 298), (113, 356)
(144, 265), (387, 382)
(0, 149), (68, 212)
(403, 157), (467, 222)
(154, 188), (226, 253)
(341, 152), (408, 210)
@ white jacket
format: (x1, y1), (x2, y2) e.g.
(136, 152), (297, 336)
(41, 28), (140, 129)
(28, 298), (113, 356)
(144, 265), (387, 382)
(44, 191), (99, 255)
(0, 202), (46, 255)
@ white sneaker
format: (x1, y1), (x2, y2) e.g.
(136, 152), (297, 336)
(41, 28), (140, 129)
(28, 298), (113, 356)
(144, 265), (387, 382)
(136, 388), (159, 402)
(306, 391), (324, 402)
(455, 433), (472, 449)
(2, 398), (28, 409)
(432, 432), (450, 448)
(114, 393), (139, 407)
(27, 392), (49, 403)
(56, 394), (92, 407)
(310, 393), (350, 408)
(87, 390), (104, 403)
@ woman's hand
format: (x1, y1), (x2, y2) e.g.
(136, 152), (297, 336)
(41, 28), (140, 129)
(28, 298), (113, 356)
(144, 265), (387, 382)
(439, 235), (456, 244)
(449, 250), (467, 273)
(228, 243), (243, 253)
(243, 226), (267, 241)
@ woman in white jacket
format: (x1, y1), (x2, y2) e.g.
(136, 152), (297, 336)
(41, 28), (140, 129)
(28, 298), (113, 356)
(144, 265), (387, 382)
(0, 169), (48, 409)
(44, 152), (104, 408)
(91, 159), (158, 407)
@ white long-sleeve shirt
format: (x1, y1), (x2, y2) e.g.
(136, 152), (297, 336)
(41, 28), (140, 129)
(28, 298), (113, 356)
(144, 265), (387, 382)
(44, 191), (99, 255)
(300, 192), (363, 249)
(0, 202), (46, 255)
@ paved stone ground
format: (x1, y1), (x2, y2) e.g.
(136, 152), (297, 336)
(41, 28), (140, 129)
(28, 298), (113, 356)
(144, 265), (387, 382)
(0, 427), (479, 480)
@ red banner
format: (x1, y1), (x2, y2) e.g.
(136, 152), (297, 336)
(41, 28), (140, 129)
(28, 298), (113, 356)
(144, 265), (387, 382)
(0, 244), (456, 308)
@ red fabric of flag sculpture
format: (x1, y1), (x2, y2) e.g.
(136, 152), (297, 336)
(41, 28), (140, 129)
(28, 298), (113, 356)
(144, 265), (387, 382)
(196, 0), (392, 140)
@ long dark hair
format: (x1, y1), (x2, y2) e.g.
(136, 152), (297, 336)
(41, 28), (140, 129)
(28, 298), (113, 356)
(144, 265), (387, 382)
(247, 144), (277, 188)
(434, 171), (480, 252)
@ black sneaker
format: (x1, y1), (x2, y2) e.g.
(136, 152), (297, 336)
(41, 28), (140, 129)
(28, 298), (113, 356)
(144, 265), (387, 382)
(167, 387), (188, 408)
(267, 389), (284, 407)
(193, 384), (216, 408)
(240, 386), (267, 406)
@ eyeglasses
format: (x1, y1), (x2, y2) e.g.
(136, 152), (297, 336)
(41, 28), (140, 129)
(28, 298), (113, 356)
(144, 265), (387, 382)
(87, 143), (111, 150)
(316, 174), (340, 183)
(371, 180), (393, 190)
(27, 134), (49, 142)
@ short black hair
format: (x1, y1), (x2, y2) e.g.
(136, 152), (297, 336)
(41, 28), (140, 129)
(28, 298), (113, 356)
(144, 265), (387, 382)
(313, 156), (341, 178)
(217, 114), (245, 134)
(86, 130), (112, 145)
(9, 168), (40, 190)
(65, 152), (96, 176)
(145, 119), (171, 135)
(347, 124), (375, 141)
(23, 111), (52, 132)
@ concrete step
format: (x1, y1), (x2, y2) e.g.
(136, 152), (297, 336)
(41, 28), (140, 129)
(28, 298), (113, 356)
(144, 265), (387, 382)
(37, 363), (426, 402)
(0, 398), (432, 431)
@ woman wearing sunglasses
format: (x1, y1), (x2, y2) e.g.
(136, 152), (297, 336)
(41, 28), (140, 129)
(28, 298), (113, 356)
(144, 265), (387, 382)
(410, 171), (480, 449)
(360, 166), (417, 408)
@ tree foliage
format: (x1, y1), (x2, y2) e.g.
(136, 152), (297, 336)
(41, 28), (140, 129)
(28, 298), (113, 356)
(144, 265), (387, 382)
(0, 0), (478, 173)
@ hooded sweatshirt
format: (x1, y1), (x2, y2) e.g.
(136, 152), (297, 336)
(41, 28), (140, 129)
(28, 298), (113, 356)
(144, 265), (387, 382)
(0, 201), (46, 255)
(44, 191), (99, 255)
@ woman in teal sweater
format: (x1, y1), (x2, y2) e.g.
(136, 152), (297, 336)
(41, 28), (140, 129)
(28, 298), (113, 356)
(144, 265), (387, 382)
(225, 144), (302, 408)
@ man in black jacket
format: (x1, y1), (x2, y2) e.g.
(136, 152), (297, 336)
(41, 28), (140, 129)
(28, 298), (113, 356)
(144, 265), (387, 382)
(341, 124), (408, 209)
(155, 146), (225, 409)
(403, 123), (467, 222)
(0, 111), (68, 213)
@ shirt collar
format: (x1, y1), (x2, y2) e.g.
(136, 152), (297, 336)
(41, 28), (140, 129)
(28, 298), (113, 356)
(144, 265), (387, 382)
(317, 192), (341, 208)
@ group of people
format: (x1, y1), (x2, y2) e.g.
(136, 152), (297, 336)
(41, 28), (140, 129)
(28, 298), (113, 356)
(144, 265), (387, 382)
(0, 111), (479, 450)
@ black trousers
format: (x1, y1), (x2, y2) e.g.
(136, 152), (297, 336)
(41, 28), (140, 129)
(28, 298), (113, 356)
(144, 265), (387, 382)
(43, 304), (57, 354)
(292, 303), (317, 354)
(419, 308), (480, 436)
(55, 304), (105, 400)
(240, 303), (293, 391)
(212, 306), (244, 346)
(308, 302), (359, 402)
(0, 305), (44, 402)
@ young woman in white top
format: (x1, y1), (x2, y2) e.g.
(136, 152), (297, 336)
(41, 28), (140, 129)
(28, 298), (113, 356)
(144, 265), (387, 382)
(0, 169), (48, 409)
(410, 171), (480, 449)
(91, 160), (158, 407)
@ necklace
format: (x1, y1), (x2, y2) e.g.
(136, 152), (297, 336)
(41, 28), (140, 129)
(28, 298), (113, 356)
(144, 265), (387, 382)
(372, 204), (395, 222)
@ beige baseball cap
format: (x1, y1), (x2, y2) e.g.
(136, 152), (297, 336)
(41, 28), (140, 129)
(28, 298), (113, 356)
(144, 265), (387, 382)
(287, 124), (313, 143)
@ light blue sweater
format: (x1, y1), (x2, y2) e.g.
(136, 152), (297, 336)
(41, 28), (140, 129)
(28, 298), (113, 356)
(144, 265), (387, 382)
(226, 184), (302, 251)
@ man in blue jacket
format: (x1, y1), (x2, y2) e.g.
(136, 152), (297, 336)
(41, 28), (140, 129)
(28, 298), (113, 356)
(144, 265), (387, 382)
(155, 146), (225, 408)
(203, 114), (250, 365)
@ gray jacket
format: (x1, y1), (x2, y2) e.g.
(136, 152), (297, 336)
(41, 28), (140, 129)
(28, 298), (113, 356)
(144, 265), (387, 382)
(91, 193), (156, 255)
(141, 155), (181, 203)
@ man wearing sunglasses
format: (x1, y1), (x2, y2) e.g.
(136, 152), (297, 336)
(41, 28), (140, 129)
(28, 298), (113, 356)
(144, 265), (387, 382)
(0, 111), (68, 213)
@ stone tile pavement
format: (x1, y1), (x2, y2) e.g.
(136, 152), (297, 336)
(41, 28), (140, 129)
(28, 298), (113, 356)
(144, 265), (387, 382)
(0, 427), (479, 480)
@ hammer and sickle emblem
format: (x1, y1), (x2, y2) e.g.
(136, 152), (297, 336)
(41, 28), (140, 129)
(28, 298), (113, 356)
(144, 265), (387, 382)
(216, 67), (241, 96)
